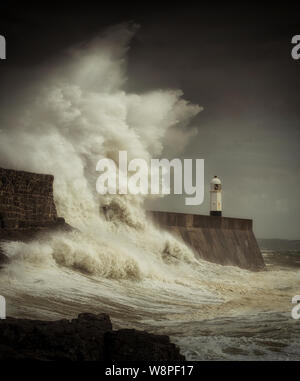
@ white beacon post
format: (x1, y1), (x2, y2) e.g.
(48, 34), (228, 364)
(210, 175), (222, 217)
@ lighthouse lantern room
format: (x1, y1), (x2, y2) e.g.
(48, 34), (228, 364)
(210, 176), (222, 216)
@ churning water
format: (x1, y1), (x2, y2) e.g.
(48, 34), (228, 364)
(0, 24), (299, 360)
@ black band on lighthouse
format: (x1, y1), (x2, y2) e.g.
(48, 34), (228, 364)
(210, 211), (222, 217)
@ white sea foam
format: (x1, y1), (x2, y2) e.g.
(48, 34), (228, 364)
(0, 23), (202, 283)
(0, 25), (299, 362)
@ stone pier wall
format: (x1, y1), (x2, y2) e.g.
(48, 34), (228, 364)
(0, 167), (58, 229)
(150, 211), (265, 271)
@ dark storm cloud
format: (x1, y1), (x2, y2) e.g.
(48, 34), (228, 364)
(0, 3), (299, 238)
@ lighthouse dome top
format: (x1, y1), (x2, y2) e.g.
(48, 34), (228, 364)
(210, 176), (221, 185)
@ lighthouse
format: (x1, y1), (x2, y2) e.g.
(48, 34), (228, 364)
(210, 176), (222, 216)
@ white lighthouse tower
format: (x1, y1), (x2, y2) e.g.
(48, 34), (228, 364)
(210, 175), (222, 216)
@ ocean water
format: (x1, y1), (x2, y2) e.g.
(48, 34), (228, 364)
(0, 242), (299, 361)
(171, 251), (300, 360)
(0, 24), (299, 361)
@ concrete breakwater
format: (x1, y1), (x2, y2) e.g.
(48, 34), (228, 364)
(0, 167), (68, 265)
(150, 211), (265, 271)
(0, 167), (59, 230)
(0, 167), (265, 271)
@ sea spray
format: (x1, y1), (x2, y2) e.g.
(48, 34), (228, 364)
(0, 25), (299, 334)
(0, 23), (202, 282)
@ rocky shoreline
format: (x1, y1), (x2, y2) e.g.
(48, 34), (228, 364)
(0, 313), (185, 361)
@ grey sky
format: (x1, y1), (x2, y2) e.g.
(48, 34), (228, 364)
(124, 6), (300, 239)
(0, 3), (299, 239)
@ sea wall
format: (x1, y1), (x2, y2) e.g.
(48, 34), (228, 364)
(150, 211), (265, 271)
(0, 167), (265, 271)
(0, 167), (58, 229)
